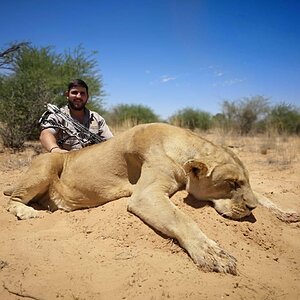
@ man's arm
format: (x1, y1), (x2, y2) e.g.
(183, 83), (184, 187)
(100, 121), (114, 140)
(39, 129), (68, 153)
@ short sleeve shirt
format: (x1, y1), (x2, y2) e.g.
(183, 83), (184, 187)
(39, 105), (113, 151)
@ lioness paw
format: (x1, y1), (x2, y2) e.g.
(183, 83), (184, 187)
(207, 247), (237, 275)
(7, 202), (39, 220)
(275, 210), (300, 223)
(188, 242), (237, 275)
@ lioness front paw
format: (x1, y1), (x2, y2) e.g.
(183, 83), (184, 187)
(188, 241), (237, 275)
(7, 202), (39, 220)
(274, 210), (300, 223)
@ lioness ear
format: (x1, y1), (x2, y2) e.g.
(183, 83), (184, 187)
(183, 159), (208, 178)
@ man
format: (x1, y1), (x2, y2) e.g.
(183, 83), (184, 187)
(39, 79), (113, 153)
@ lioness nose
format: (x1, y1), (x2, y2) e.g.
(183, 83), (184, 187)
(246, 204), (256, 211)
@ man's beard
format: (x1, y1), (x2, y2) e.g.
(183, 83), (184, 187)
(68, 100), (85, 111)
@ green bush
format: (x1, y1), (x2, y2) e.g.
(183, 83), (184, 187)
(108, 104), (160, 126)
(267, 103), (300, 135)
(169, 108), (212, 130)
(0, 75), (52, 149)
(220, 96), (270, 134)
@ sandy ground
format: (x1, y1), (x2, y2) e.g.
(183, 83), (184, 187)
(0, 132), (299, 300)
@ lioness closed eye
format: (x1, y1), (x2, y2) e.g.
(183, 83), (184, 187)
(5, 123), (284, 275)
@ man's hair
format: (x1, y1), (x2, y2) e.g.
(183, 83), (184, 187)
(67, 79), (89, 94)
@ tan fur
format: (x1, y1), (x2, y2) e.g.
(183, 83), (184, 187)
(5, 123), (262, 275)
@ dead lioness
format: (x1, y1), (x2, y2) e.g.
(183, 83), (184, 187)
(4, 123), (263, 274)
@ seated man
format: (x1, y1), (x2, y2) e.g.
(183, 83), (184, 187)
(39, 79), (113, 153)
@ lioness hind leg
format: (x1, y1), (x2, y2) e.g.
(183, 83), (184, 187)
(254, 192), (300, 223)
(7, 200), (39, 220)
(6, 153), (64, 220)
(127, 167), (237, 275)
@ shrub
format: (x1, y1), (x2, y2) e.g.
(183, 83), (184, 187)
(107, 104), (160, 126)
(169, 108), (212, 130)
(267, 103), (300, 135)
(220, 96), (270, 134)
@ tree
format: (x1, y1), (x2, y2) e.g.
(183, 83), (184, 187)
(0, 42), (29, 71)
(0, 76), (51, 148)
(169, 108), (212, 130)
(0, 43), (104, 149)
(108, 104), (160, 126)
(267, 103), (300, 135)
(221, 96), (270, 134)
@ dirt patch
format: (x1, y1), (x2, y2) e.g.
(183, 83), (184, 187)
(0, 135), (299, 299)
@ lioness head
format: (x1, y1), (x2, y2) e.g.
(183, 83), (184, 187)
(184, 159), (258, 219)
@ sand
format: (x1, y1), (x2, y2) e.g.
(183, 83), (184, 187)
(0, 133), (299, 300)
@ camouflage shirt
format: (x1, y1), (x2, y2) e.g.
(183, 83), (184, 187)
(39, 105), (113, 151)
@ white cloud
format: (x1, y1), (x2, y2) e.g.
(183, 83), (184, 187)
(214, 71), (224, 77)
(161, 75), (176, 83)
(207, 65), (224, 77)
(222, 78), (245, 86)
(212, 78), (245, 88)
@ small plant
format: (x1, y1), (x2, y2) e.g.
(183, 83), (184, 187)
(260, 144), (268, 155)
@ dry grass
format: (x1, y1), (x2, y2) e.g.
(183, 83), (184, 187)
(110, 119), (142, 135)
(202, 129), (299, 170)
(0, 141), (42, 171)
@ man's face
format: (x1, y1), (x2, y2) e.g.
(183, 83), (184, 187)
(67, 86), (88, 111)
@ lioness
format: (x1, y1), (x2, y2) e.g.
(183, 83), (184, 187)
(3, 123), (277, 274)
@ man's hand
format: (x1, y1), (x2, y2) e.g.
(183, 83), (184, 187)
(51, 147), (68, 153)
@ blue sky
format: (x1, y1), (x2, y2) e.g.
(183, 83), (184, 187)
(1, 0), (299, 119)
